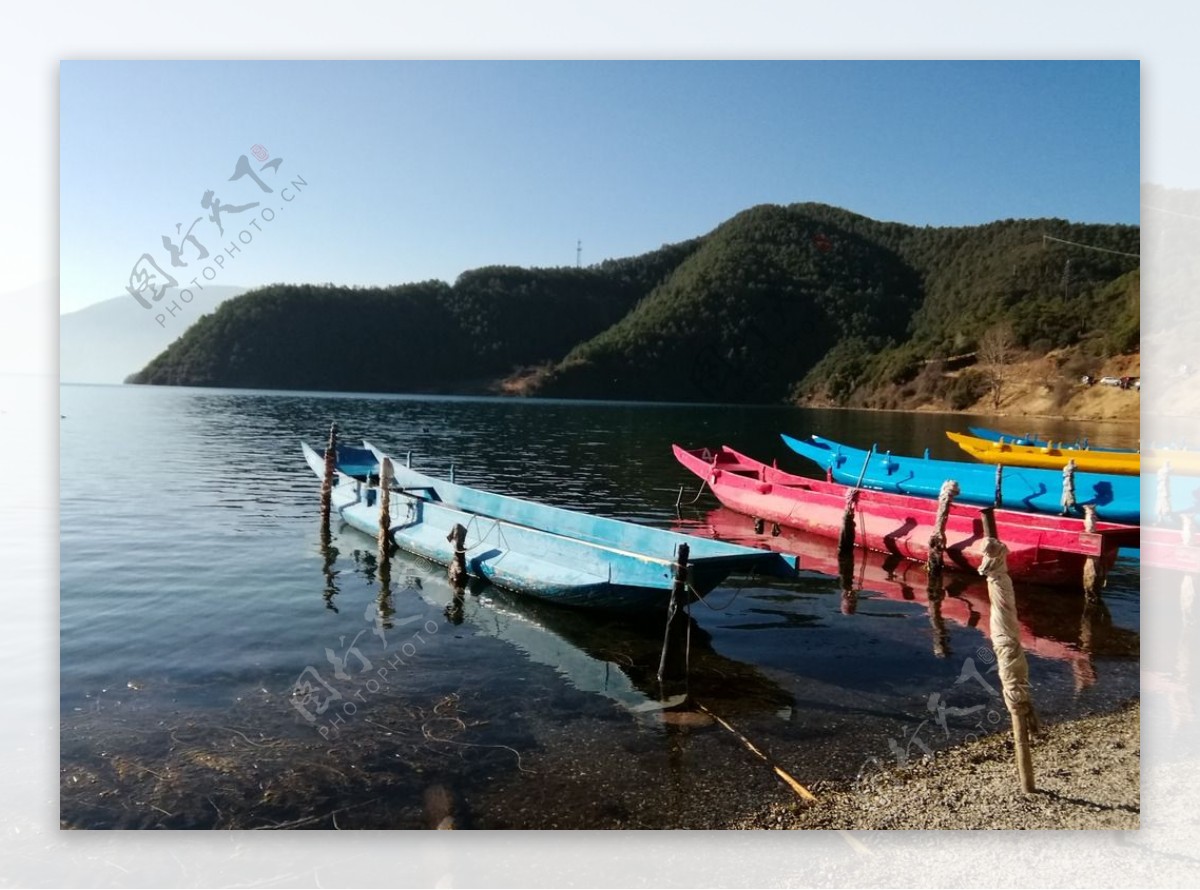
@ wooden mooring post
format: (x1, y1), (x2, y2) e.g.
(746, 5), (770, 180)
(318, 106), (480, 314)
(1061, 459), (1077, 516)
(979, 507), (1037, 793)
(377, 458), (393, 552)
(1081, 504), (1105, 600)
(837, 488), (860, 558)
(926, 480), (960, 577)
(836, 446), (875, 559)
(657, 543), (691, 687)
(377, 457), (394, 587)
(319, 423), (338, 534)
(447, 523), (468, 588)
(921, 480), (958, 657)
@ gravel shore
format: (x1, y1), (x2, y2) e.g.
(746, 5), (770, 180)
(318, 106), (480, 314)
(731, 699), (1139, 830)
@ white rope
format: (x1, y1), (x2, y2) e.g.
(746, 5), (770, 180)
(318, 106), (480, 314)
(688, 579), (750, 612)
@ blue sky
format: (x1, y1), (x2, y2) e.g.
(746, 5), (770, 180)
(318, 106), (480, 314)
(59, 60), (1140, 314)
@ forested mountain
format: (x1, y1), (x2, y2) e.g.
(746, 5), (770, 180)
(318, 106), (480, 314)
(128, 239), (700, 391)
(127, 203), (1138, 408)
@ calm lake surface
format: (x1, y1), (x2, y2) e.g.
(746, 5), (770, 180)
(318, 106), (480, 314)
(59, 384), (1140, 829)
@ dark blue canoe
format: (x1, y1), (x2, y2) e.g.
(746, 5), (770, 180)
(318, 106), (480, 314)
(781, 433), (1142, 525)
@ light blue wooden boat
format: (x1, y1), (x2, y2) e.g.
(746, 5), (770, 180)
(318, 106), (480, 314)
(302, 440), (797, 611)
(781, 433), (1143, 525)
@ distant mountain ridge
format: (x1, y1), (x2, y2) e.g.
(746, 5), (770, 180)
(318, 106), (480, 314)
(125, 203), (1139, 408)
(61, 286), (248, 384)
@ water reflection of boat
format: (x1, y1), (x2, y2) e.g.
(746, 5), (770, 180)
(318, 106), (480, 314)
(684, 507), (1138, 679)
(301, 437), (795, 611)
(322, 530), (795, 720)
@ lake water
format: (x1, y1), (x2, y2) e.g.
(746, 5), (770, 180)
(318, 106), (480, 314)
(59, 384), (1140, 829)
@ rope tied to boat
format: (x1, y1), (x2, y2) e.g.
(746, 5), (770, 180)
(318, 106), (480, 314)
(460, 513), (512, 554)
(685, 578), (751, 612)
(675, 479), (709, 508)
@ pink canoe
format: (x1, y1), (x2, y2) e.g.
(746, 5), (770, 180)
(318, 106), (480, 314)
(673, 445), (1140, 590)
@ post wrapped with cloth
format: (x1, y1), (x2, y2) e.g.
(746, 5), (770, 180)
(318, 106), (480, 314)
(978, 507), (1038, 792)
(1060, 458), (1077, 515)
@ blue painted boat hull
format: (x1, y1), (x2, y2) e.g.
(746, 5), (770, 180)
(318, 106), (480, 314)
(302, 441), (795, 610)
(781, 433), (1143, 525)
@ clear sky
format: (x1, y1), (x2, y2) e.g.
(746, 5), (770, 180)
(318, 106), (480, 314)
(59, 60), (1140, 313)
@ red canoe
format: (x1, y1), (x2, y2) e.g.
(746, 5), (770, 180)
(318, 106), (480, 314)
(673, 444), (1140, 590)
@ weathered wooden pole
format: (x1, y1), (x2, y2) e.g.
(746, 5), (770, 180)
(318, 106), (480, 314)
(921, 479), (958, 657)
(376, 457), (394, 589)
(1060, 459), (1077, 516)
(446, 523), (468, 588)
(926, 479), (960, 577)
(978, 507), (1037, 793)
(837, 488), (860, 559)
(994, 464), (1004, 508)
(377, 458), (393, 553)
(1081, 504), (1105, 600)
(837, 447), (875, 558)
(657, 543), (690, 686)
(319, 423), (338, 533)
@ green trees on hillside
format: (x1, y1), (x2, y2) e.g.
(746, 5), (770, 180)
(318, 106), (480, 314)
(127, 203), (1139, 406)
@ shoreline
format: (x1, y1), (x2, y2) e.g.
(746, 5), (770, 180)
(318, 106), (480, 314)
(729, 699), (1140, 830)
(103, 378), (1140, 425)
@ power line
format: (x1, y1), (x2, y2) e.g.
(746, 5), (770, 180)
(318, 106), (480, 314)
(1041, 234), (1140, 260)
(1143, 204), (1200, 222)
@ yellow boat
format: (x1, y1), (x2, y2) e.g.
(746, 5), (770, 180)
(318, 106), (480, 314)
(945, 431), (1140, 475)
